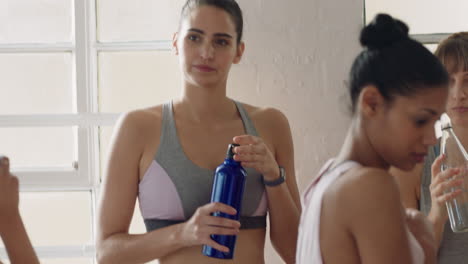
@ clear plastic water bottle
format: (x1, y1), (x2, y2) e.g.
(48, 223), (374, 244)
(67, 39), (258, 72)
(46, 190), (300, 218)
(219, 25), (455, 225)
(202, 143), (246, 259)
(440, 118), (468, 233)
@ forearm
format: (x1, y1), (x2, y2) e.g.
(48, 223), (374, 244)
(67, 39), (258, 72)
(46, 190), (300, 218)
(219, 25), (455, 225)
(266, 183), (300, 263)
(0, 213), (39, 264)
(97, 223), (186, 264)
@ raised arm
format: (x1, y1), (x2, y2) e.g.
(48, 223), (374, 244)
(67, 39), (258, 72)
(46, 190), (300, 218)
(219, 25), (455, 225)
(0, 156), (39, 264)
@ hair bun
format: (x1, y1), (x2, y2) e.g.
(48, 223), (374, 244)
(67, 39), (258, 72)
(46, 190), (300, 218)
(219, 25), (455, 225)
(360, 13), (409, 50)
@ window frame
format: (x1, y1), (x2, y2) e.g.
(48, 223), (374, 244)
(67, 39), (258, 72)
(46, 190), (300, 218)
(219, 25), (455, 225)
(0, 0), (173, 261)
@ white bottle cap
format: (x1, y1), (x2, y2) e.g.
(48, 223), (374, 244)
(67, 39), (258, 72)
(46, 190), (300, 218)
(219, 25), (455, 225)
(440, 113), (452, 130)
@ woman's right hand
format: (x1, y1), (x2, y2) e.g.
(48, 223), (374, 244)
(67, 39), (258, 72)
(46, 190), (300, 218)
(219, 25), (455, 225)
(429, 154), (463, 223)
(178, 202), (241, 252)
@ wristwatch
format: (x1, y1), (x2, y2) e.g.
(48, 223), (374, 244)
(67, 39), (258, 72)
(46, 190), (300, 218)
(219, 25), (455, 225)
(263, 166), (286, 187)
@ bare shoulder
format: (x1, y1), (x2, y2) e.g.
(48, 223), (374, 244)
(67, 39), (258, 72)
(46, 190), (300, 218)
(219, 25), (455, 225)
(322, 165), (415, 263)
(117, 105), (163, 130)
(113, 105), (163, 139)
(327, 166), (402, 215)
(238, 102), (290, 133)
(107, 105), (165, 158)
(349, 166), (400, 193)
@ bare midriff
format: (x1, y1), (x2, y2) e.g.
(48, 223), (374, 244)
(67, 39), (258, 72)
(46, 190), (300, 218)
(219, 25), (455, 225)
(160, 228), (267, 264)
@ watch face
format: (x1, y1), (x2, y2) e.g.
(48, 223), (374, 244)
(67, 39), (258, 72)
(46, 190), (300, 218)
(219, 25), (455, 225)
(280, 166), (286, 180)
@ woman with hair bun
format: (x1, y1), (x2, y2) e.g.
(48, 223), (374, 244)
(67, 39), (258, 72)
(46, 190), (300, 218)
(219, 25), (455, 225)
(296, 14), (449, 264)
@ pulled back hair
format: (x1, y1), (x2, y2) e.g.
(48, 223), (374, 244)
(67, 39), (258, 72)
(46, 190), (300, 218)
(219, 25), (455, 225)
(349, 14), (449, 113)
(435, 32), (468, 74)
(180, 0), (243, 44)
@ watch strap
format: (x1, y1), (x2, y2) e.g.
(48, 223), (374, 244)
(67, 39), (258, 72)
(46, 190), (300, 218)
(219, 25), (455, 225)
(263, 166), (286, 187)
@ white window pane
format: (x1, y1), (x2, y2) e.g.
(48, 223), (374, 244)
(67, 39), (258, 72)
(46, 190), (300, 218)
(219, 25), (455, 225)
(0, 192), (92, 247)
(366, 0), (468, 34)
(0, 0), (73, 44)
(425, 44), (438, 54)
(98, 51), (181, 112)
(0, 127), (76, 168)
(0, 53), (74, 114)
(96, 0), (185, 42)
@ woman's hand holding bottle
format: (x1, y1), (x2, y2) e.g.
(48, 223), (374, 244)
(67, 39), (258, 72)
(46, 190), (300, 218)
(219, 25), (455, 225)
(429, 155), (463, 223)
(232, 135), (279, 181)
(178, 202), (240, 253)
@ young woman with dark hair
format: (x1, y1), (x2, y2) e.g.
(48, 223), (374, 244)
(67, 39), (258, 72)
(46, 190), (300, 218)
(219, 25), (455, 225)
(297, 14), (449, 264)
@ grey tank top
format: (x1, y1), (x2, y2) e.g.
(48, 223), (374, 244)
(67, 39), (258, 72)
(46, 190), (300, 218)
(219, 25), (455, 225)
(143, 101), (267, 231)
(420, 142), (468, 263)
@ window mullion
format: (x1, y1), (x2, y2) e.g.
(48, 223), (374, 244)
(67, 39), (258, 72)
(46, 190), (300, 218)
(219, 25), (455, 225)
(74, 2), (98, 263)
(95, 40), (172, 51)
(84, 1), (100, 264)
(75, 0), (94, 187)
(0, 43), (74, 53)
(0, 113), (118, 127)
(87, 0), (101, 187)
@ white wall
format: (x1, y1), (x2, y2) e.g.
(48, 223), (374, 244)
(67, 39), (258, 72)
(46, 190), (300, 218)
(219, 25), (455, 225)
(227, 0), (363, 262)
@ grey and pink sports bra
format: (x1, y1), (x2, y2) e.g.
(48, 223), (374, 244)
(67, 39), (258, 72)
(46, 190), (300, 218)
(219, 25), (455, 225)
(138, 101), (268, 232)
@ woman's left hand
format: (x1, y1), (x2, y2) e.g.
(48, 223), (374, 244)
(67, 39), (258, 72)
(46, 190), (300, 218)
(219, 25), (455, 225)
(232, 135), (279, 181)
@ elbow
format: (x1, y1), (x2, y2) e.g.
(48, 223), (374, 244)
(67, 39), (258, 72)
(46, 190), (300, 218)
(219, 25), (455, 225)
(96, 250), (116, 264)
(95, 245), (107, 264)
(95, 239), (115, 264)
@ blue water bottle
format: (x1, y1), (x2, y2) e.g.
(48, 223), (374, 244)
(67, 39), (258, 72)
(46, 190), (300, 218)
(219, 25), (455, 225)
(202, 143), (246, 259)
